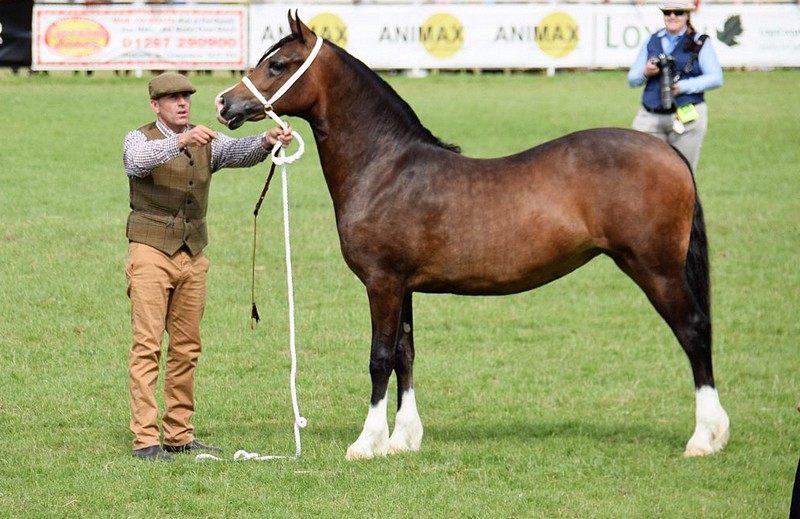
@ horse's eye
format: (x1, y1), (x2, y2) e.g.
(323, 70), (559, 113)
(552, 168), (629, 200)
(268, 62), (286, 76)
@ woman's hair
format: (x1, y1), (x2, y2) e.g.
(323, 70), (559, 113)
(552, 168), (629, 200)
(686, 17), (696, 35)
(682, 16), (699, 51)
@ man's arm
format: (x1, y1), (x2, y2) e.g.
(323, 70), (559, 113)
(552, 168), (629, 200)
(122, 129), (182, 178)
(210, 132), (269, 172)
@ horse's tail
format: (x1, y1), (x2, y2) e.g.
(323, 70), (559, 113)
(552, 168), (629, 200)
(686, 190), (710, 320)
(671, 146), (710, 320)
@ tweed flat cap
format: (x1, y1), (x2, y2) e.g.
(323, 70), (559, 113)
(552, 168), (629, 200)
(658, 1), (695, 12)
(148, 73), (197, 99)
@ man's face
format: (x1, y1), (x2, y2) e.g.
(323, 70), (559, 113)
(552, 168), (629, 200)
(150, 92), (192, 132)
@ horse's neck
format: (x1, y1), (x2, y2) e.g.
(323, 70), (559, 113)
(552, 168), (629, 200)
(307, 61), (423, 205)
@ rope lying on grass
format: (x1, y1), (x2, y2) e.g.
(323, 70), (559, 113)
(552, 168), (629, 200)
(196, 134), (307, 463)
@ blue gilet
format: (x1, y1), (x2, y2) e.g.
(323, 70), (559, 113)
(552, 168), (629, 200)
(643, 32), (706, 111)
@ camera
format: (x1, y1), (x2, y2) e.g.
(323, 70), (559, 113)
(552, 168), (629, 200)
(652, 54), (677, 110)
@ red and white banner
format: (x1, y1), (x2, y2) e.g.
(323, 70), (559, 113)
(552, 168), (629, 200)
(32, 5), (247, 70)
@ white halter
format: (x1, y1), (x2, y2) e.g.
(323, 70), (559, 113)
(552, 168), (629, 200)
(239, 36), (323, 165)
(242, 36), (323, 131)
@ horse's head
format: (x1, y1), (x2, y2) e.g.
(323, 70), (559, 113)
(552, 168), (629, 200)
(215, 11), (321, 130)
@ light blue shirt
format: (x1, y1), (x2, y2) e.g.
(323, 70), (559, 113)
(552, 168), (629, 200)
(627, 28), (723, 95)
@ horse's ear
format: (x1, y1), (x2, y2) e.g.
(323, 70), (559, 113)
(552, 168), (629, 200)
(295, 13), (315, 44)
(287, 10), (299, 37)
(287, 10), (309, 44)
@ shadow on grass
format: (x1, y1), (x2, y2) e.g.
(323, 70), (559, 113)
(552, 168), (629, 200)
(427, 417), (686, 447)
(290, 415), (689, 459)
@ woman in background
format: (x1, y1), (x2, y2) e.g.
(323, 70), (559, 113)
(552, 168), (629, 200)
(627, 1), (723, 172)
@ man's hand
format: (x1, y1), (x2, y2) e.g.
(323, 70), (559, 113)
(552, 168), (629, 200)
(178, 125), (217, 149)
(262, 126), (294, 149)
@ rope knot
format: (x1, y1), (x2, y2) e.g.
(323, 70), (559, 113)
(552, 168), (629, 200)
(271, 130), (305, 165)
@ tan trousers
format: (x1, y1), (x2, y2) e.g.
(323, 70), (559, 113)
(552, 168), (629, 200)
(126, 242), (209, 450)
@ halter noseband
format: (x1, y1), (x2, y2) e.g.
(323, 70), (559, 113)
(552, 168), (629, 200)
(241, 36), (324, 131)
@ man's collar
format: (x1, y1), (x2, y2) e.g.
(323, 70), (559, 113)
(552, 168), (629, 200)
(155, 118), (189, 137)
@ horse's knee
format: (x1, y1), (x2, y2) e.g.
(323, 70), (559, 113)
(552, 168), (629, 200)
(369, 349), (394, 378)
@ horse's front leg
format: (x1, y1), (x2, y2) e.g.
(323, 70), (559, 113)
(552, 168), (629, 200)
(345, 284), (404, 460)
(388, 292), (423, 455)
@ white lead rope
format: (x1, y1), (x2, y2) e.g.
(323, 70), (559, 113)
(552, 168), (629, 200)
(197, 145), (307, 463)
(197, 37), (323, 463)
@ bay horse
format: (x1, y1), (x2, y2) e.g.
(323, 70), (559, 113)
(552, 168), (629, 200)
(216, 12), (729, 460)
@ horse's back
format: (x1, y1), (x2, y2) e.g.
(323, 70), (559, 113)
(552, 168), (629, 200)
(430, 127), (695, 235)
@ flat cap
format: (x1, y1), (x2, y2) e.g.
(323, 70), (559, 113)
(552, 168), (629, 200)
(148, 72), (197, 99)
(658, 1), (695, 12)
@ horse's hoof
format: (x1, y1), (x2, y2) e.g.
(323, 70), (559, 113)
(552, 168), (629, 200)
(345, 448), (373, 461)
(683, 445), (714, 457)
(708, 428), (730, 455)
(345, 441), (387, 461)
(386, 443), (420, 456)
(684, 421), (730, 457)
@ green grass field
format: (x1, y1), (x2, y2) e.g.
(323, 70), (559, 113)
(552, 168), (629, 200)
(1, 68), (798, 518)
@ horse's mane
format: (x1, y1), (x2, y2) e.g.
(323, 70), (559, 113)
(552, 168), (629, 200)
(326, 42), (461, 154)
(262, 34), (460, 154)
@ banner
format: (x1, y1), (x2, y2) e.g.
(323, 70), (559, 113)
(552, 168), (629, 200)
(0, 0), (33, 68)
(250, 5), (592, 70)
(596, 5), (800, 68)
(32, 5), (248, 70)
(250, 4), (800, 70)
(28, 4), (800, 71)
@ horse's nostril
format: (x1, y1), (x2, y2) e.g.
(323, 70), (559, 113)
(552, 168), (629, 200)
(214, 96), (228, 119)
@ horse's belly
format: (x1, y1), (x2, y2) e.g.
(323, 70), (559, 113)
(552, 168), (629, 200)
(412, 246), (600, 296)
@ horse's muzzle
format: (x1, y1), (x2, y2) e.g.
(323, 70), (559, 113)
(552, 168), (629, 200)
(215, 94), (265, 130)
(214, 95), (237, 129)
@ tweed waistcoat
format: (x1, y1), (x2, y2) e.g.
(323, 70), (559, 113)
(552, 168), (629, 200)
(126, 122), (213, 256)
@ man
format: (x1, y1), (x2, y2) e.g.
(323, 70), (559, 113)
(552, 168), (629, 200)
(122, 72), (292, 461)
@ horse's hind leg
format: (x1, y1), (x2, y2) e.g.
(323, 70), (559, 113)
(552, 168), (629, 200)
(662, 291), (729, 456)
(627, 268), (730, 456)
(388, 293), (424, 455)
